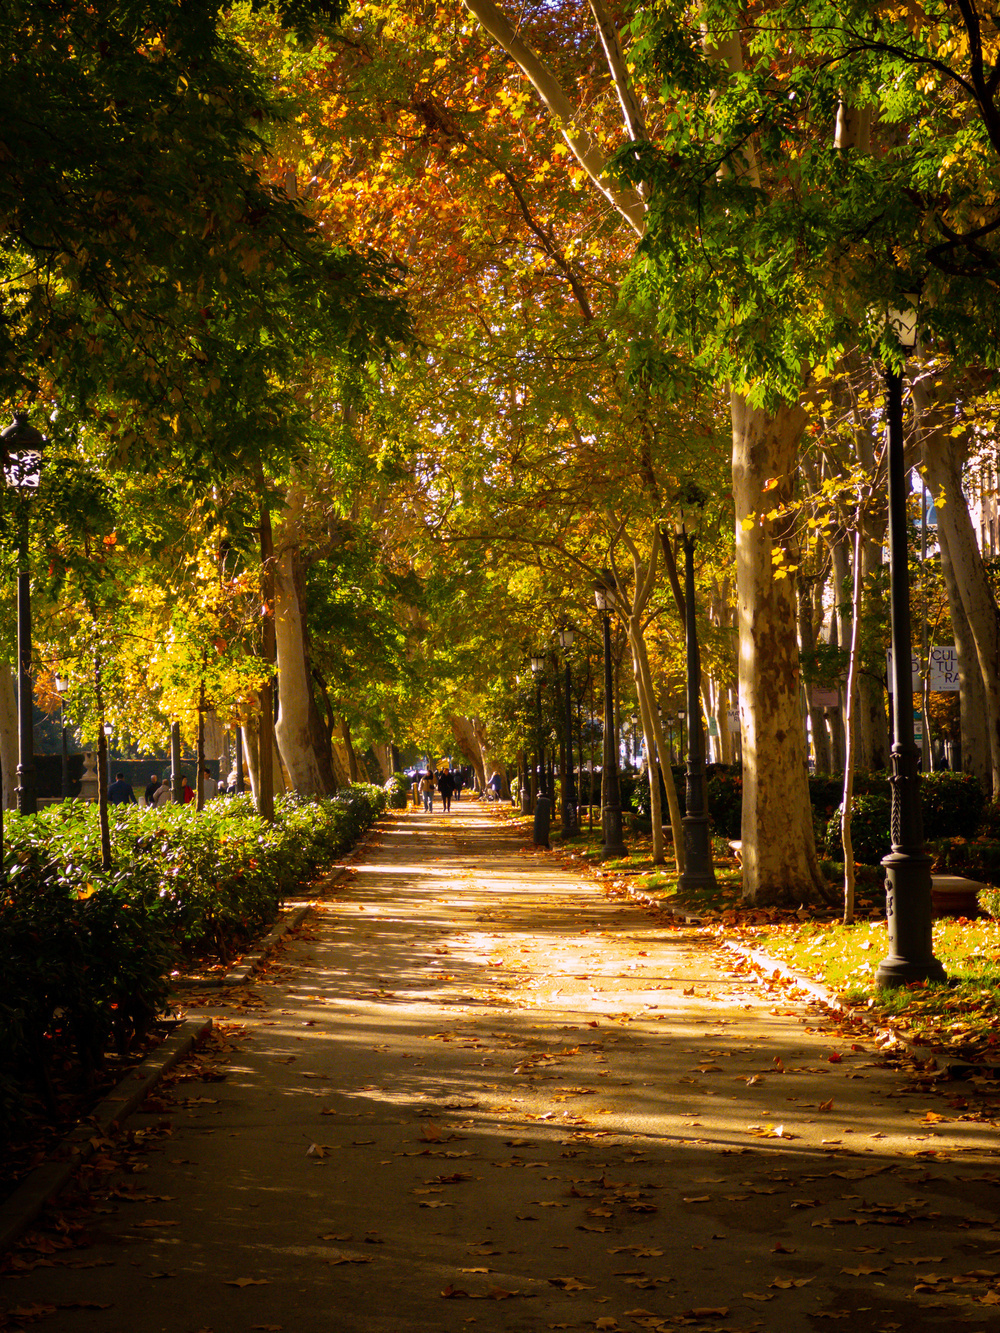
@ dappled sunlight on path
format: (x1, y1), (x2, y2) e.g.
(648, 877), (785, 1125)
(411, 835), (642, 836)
(7, 804), (1000, 1332)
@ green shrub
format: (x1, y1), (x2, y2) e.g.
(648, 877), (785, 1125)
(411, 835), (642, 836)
(707, 769), (741, 840)
(0, 785), (385, 1129)
(825, 792), (893, 866)
(384, 773), (412, 809)
(920, 772), (986, 839)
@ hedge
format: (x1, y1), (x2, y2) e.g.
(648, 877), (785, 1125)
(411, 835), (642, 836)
(0, 785), (386, 1128)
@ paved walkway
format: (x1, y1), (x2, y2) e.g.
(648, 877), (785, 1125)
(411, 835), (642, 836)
(6, 805), (1000, 1331)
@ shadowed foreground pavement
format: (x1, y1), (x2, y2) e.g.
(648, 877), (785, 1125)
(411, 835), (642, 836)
(6, 804), (1000, 1332)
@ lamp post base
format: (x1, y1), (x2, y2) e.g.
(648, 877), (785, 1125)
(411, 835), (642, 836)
(678, 813), (716, 893)
(601, 804), (626, 860)
(875, 951), (947, 988)
(876, 852), (947, 988)
(533, 794), (551, 848)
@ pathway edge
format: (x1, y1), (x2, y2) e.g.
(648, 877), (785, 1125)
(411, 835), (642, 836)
(0, 1016), (213, 1254)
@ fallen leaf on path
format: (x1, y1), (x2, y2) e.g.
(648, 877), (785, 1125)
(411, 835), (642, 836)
(771, 1242), (796, 1253)
(683, 1196), (711, 1203)
(549, 1277), (595, 1291)
(743, 1292), (775, 1301)
(841, 1266), (887, 1276)
(828, 1053), (842, 1063)
(595, 1320), (619, 1330)
(225, 1278), (271, 1287)
(770, 1277), (813, 1288)
(817, 1099), (834, 1112)
(441, 1285), (468, 1299)
(306, 1144), (329, 1158)
(686, 1308), (729, 1318)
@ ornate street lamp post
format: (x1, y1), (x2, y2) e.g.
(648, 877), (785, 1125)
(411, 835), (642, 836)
(675, 522), (717, 892)
(594, 570), (626, 859)
(1, 413), (48, 816)
(530, 651), (550, 847)
(558, 626), (579, 838)
(876, 299), (945, 987)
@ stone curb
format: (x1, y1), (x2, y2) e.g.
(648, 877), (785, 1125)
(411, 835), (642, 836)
(613, 878), (945, 1067)
(0, 1016), (213, 1254)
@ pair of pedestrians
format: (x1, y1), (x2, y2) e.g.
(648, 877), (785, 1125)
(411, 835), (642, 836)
(417, 769), (455, 812)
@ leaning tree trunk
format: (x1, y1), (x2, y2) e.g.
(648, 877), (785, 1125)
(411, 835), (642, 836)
(257, 485), (276, 823)
(274, 545), (337, 796)
(918, 401), (1000, 798)
(731, 392), (827, 903)
(937, 517), (989, 783)
(450, 714), (488, 791)
(857, 522), (891, 771)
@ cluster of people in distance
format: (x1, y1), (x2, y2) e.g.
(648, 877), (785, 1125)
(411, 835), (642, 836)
(107, 766), (237, 807)
(416, 766), (463, 813)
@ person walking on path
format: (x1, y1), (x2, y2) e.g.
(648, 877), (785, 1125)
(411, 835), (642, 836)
(437, 767), (454, 812)
(107, 772), (137, 805)
(180, 774), (195, 804)
(143, 773), (161, 806)
(418, 771), (434, 812)
(153, 780), (173, 807)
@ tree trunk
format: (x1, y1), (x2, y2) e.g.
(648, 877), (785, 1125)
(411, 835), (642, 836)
(937, 515), (989, 783)
(918, 394), (1000, 797)
(258, 487), (276, 823)
(857, 528), (891, 771)
(630, 622), (683, 868)
(841, 523), (864, 923)
(450, 714), (488, 791)
(274, 544), (338, 795)
(798, 573), (833, 773)
(338, 717), (360, 783)
(731, 392), (827, 903)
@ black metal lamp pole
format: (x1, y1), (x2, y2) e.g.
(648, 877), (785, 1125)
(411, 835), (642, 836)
(876, 302), (945, 987)
(677, 528), (717, 892)
(530, 652), (550, 846)
(558, 626), (579, 839)
(1, 413), (47, 817)
(16, 514), (35, 815)
(594, 570), (626, 859)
